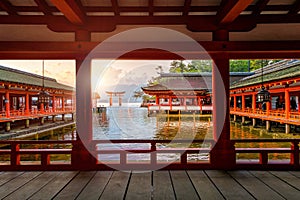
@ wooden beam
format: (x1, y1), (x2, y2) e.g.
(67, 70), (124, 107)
(50, 0), (85, 25)
(111, 0), (120, 16)
(216, 0), (253, 25)
(252, 0), (270, 16)
(9, 5), (292, 14)
(34, 0), (52, 16)
(288, 0), (300, 15)
(1, 14), (300, 33)
(149, 0), (154, 16)
(0, 41), (300, 60)
(0, 0), (18, 15)
(183, 0), (192, 16)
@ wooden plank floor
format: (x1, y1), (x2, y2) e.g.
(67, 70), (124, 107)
(0, 170), (299, 199)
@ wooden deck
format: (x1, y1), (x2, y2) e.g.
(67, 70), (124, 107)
(0, 170), (299, 199)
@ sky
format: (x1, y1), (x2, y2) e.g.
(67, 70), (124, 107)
(0, 60), (76, 87)
(0, 59), (172, 101)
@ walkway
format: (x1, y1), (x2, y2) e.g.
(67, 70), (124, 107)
(0, 170), (299, 199)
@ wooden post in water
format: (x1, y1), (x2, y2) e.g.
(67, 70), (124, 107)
(241, 116), (245, 124)
(40, 117), (44, 125)
(5, 122), (10, 132)
(233, 114), (237, 122)
(252, 118), (256, 127)
(25, 119), (30, 128)
(266, 120), (271, 131)
(286, 124), (290, 134)
(193, 112), (196, 128)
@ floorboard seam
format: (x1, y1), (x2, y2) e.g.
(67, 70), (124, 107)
(185, 170), (201, 200)
(74, 171), (98, 199)
(2, 171), (42, 199)
(98, 171), (114, 200)
(122, 171), (132, 200)
(51, 171), (80, 199)
(269, 171), (300, 192)
(203, 170), (226, 200)
(0, 171), (25, 187)
(27, 171), (62, 199)
(225, 170), (257, 199)
(248, 171), (287, 199)
(168, 170), (177, 200)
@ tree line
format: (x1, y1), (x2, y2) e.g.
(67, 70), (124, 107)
(166, 59), (282, 73)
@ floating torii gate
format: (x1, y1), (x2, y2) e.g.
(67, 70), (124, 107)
(106, 91), (125, 106)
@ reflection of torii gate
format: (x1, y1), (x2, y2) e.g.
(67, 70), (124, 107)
(106, 91), (125, 106)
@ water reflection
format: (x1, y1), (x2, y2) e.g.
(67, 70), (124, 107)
(94, 106), (300, 141)
(93, 106), (212, 141)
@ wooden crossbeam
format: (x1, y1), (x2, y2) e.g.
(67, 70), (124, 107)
(216, 0), (253, 25)
(288, 0), (300, 15)
(183, 0), (192, 16)
(0, 0), (18, 15)
(149, 0), (154, 16)
(34, 0), (52, 16)
(252, 0), (270, 16)
(111, 0), (120, 16)
(50, 0), (85, 25)
(0, 41), (300, 60)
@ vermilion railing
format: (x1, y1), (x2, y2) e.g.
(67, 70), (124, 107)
(0, 108), (75, 121)
(230, 107), (300, 124)
(0, 139), (299, 170)
(233, 139), (300, 170)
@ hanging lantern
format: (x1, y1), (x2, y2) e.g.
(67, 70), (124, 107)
(38, 90), (50, 104)
(37, 60), (50, 104)
(257, 86), (270, 103)
(256, 60), (270, 103)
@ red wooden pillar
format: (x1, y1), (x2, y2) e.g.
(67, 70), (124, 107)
(233, 95), (237, 111)
(72, 56), (97, 170)
(285, 88), (290, 119)
(5, 89), (10, 117)
(155, 95), (159, 105)
(266, 101), (271, 116)
(52, 95), (56, 112)
(25, 92), (30, 115)
(252, 93), (256, 113)
(62, 96), (65, 111)
(298, 95), (300, 113)
(242, 93), (245, 112)
(40, 103), (44, 113)
(210, 55), (235, 169)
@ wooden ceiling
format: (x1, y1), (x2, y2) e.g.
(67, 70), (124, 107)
(1, 0), (300, 59)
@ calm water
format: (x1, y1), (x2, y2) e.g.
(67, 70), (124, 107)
(93, 105), (300, 141)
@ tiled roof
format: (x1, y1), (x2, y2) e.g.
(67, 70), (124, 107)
(230, 60), (300, 89)
(0, 65), (74, 91)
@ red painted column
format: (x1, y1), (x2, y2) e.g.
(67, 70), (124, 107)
(210, 55), (235, 170)
(233, 95), (237, 111)
(52, 95), (56, 112)
(285, 88), (290, 119)
(252, 93), (256, 113)
(266, 101), (270, 116)
(25, 92), (30, 115)
(242, 93), (245, 112)
(40, 103), (44, 113)
(62, 96), (65, 111)
(5, 89), (10, 117)
(72, 57), (96, 169)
